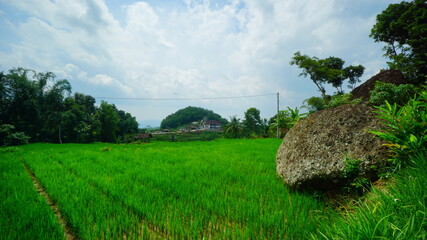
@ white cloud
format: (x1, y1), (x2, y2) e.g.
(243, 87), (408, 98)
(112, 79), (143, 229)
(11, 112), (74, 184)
(0, 0), (394, 121)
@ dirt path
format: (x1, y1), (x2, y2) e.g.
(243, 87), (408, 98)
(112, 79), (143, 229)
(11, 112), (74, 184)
(22, 162), (78, 240)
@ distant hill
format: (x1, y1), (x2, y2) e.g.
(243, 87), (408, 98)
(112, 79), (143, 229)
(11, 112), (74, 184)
(160, 106), (228, 129)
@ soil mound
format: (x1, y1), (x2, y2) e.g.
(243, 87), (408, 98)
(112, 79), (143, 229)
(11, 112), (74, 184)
(351, 69), (408, 101)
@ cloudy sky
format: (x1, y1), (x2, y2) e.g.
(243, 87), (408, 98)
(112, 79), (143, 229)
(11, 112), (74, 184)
(0, 0), (398, 127)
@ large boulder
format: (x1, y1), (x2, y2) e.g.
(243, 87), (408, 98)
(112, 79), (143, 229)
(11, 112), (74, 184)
(276, 104), (388, 191)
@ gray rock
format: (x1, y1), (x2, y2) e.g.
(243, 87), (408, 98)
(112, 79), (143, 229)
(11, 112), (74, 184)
(276, 104), (388, 191)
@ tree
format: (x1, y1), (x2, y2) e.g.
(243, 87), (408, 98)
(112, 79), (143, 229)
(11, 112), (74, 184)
(303, 96), (326, 113)
(0, 68), (71, 142)
(268, 107), (307, 138)
(97, 101), (119, 143)
(268, 110), (291, 138)
(224, 116), (243, 138)
(323, 56), (346, 94)
(243, 107), (262, 137)
(290, 52), (329, 98)
(0, 71), (10, 121)
(287, 107), (307, 124)
(40, 76), (71, 143)
(62, 93), (99, 143)
(290, 52), (365, 97)
(117, 110), (139, 138)
(370, 0), (427, 83)
(2, 68), (41, 139)
(0, 67), (139, 143)
(160, 106), (228, 129)
(344, 65), (365, 90)
(0, 124), (30, 146)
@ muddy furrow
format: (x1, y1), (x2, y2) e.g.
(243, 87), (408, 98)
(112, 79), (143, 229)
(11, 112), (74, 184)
(22, 162), (78, 240)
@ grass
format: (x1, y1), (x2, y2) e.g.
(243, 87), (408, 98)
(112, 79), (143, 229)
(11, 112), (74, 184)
(1, 139), (327, 239)
(0, 147), (64, 240)
(313, 151), (427, 239)
(1, 139), (425, 239)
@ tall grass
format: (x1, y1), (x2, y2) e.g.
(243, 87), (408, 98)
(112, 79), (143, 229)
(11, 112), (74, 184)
(21, 144), (145, 239)
(0, 147), (64, 240)
(12, 139), (328, 239)
(3, 139), (424, 239)
(313, 151), (427, 239)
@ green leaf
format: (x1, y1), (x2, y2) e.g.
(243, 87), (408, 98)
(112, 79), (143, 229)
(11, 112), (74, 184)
(409, 134), (418, 143)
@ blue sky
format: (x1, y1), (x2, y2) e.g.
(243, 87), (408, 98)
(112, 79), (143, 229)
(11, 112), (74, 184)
(0, 0), (399, 127)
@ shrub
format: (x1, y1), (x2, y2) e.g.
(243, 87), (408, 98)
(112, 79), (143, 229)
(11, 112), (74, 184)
(5, 132), (30, 146)
(304, 94), (362, 114)
(368, 82), (417, 106)
(342, 157), (370, 193)
(370, 89), (427, 172)
(0, 124), (30, 146)
(324, 93), (362, 109)
(303, 96), (326, 113)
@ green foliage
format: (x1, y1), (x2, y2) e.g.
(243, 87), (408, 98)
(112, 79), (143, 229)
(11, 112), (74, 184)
(345, 65), (366, 90)
(97, 101), (119, 143)
(314, 151), (427, 239)
(0, 124), (30, 146)
(342, 157), (362, 179)
(160, 106), (227, 129)
(62, 93), (99, 143)
(0, 68), (139, 144)
(117, 110), (138, 137)
(370, 0), (427, 83)
(3, 139), (425, 239)
(0, 151), (65, 239)
(243, 107), (263, 137)
(303, 96), (326, 113)
(368, 82), (417, 106)
(268, 107), (307, 138)
(290, 52), (365, 97)
(6, 139), (331, 239)
(342, 157), (369, 194)
(303, 94), (361, 114)
(324, 93), (362, 109)
(370, 89), (427, 171)
(224, 116), (243, 138)
(0, 67), (71, 141)
(4, 131), (31, 146)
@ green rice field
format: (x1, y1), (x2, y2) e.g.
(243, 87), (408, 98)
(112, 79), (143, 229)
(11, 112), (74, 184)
(1, 139), (425, 239)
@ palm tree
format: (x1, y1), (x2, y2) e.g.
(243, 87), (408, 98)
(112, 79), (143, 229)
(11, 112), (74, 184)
(224, 116), (243, 139)
(287, 107), (307, 126)
(269, 107), (307, 138)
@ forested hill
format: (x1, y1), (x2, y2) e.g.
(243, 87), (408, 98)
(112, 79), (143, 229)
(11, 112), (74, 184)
(0, 68), (138, 144)
(160, 106), (228, 129)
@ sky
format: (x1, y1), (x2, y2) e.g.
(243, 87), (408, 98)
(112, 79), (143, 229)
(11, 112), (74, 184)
(0, 0), (399, 127)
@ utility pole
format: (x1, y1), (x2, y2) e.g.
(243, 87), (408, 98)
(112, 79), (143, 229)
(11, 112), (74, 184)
(276, 92), (280, 139)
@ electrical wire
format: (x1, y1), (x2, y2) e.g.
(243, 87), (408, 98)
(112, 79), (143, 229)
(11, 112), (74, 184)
(94, 93), (277, 101)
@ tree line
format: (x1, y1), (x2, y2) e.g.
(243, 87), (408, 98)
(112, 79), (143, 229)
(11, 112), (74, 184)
(0, 68), (138, 145)
(156, 105), (307, 140)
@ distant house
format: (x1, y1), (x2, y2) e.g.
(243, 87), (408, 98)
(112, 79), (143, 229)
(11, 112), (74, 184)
(202, 120), (222, 131)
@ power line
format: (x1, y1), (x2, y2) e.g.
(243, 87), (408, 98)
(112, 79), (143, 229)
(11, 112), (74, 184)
(94, 93), (277, 101)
